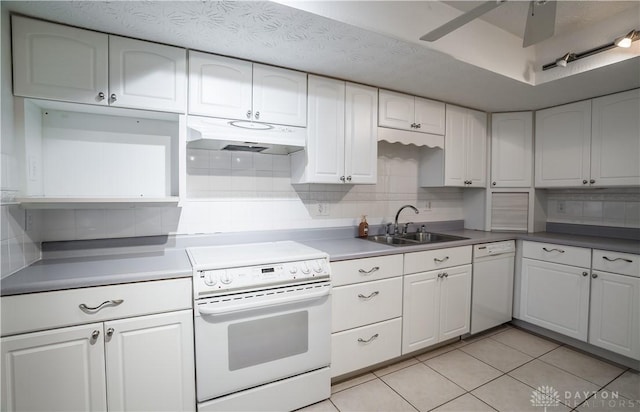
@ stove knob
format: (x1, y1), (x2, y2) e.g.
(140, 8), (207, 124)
(220, 271), (233, 285)
(301, 262), (311, 275)
(289, 265), (298, 274)
(203, 271), (217, 286)
(313, 260), (323, 273)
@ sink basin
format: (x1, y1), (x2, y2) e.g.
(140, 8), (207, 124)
(366, 232), (468, 247)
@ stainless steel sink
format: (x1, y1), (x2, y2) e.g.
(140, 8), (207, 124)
(367, 232), (468, 247)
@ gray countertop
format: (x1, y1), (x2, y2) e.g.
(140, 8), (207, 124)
(1, 228), (638, 296)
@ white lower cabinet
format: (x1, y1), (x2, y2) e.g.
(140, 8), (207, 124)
(1, 323), (108, 411)
(1, 279), (195, 412)
(589, 270), (640, 360)
(402, 264), (472, 354)
(520, 258), (590, 341)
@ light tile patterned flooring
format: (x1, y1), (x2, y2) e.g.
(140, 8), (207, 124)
(300, 325), (640, 412)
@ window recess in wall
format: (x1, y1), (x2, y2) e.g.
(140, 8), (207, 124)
(15, 99), (181, 209)
(490, 192), (529, 232)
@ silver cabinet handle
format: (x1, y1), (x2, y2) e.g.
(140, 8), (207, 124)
(410, 123), (416, 128)
(582, 271), (588, 277)
(106, 328), (115, 337)
(416, 123), (421, 129)
(358, 291), (379, 300)
(97, 92), (105, 101)
(340, 176), (346, 182)
(592, 273), (598, 279)
(443, 272), (448, 278)
(359, 266), (380, 274)
(437, 272), (444, 278)
(79, 299), (124, 313)
(254, 111), (260, 120)
(346, 176), (352, 182)
(583, 180), (588, 185)
(492, 181), (496, 186)
(434, 256), (449, 263)
(542, 247), (565, 253)
(603, 256), (633, 263)
(246, 110), (252, 119)
(110, 93), (117, 102)
(357, 333), (379, 344)
(91, 330), (100, 339)
(590, 179), (595, 184)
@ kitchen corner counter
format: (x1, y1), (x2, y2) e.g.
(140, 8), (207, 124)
(520, 232), (639, 255)
(0, 249), (192, 296)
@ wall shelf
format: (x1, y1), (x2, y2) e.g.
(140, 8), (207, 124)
(17, 197), (180, 209)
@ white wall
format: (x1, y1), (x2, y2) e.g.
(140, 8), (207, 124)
(38, 142), (464, 241)
(1, 4), (41, 277)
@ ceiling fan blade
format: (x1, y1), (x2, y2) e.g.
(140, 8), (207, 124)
(523, 0), (557, 47)
(420, 0), (506, 42)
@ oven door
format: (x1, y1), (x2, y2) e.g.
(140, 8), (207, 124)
(194, 282), (331, 402)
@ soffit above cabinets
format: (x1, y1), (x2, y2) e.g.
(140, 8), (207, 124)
(3, 1), (639, 112)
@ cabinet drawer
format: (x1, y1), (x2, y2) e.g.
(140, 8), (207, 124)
(331, 318), (401, 378)
(522, 241), (590, 268)
(592, 250), (639, 278)
(404, 246), (471, 274)
(1, 278), (192, 336)
(332, 277), (402, 333)
(331, 254), (403, 287)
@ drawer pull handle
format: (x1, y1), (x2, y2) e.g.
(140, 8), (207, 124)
(592, 273), (598, 279)
(603, 256), (632, 263)
(357, 291), (379, 300)
(91, 330), (100, 339)
(582, 272), (588, 277)
(542, 247), (565, 253)
(434, 256), (449, 263)
(79, 299), (124, 313)
(106, 327), (115, 337)
(357, 333), (379, 344)
(359, 266), (380, 274)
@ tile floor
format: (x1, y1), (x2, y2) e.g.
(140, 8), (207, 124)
(300, 325), (639, 412)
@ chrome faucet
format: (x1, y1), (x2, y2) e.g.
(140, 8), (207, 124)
(394, 204), (419, 235)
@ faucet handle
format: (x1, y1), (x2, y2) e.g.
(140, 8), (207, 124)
(385, 223), (394, 235)
(403, 222), (413, 234)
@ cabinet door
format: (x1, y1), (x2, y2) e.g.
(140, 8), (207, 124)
(439, 264), (472, 341)
(520, 259), (590, 341)
(1, 323), (107, 412)
(378, 90), (415, 131)
(305, 75), (345, 183)
(444, 105), (467, 186)
(414, 97), (445, 135)
(491, 112), (533, 187)
(465, 108), (487, 187)
(12, 15), (108, 105)
(105, 310), (195, 412)
(535, 100), (592, 187)
(109, 36), (186, 113)
(589, 271), (640, 360)
(188, 51), (252, 119)
(402, 271), (440, 354)
(591, 89), (640, 187)
(252, 64), (307, 127)
(344, 83), (378, 184)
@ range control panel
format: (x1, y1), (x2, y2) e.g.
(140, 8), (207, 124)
(195, 258), (330, 296)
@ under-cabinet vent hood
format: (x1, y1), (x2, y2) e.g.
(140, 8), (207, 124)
(187, 116), (306, 155)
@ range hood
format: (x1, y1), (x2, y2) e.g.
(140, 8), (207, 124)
(187, 116), (306, 155)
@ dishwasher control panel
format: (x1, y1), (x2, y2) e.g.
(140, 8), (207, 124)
(473, 240), (515, 258)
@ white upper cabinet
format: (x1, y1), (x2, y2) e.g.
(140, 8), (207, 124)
(344, 83), (378, 184)
(108, 36), (186, 112)
(12, 15), (109, 105)
(188, 52), (307, 127)
(491, 112), (533, 188)
(590, 89), (640, 187)
(421, 104), (486, 187)
(379, 90), (445, 135)
(188, 52), (252, 120)
(12, 16), (186, 113)
(291, 76), (377, 184)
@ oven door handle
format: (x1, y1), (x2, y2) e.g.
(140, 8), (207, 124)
(197, 287), (331, 316)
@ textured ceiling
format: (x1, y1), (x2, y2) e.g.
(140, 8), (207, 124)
(444, 1), (638, 38)
(3, 1), (639, 112)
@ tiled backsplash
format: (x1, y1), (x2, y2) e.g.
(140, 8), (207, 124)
(37, 142), (464, 241)
(546, 188), (640, 228)
(0, 200), (41, 278)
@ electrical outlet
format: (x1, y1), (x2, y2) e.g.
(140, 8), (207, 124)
(422, 201), (432, 212)
(557, 200), (566, 213)
(315, 202), (330, 216)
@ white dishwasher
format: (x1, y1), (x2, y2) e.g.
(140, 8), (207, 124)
(471, 241), (516, 335)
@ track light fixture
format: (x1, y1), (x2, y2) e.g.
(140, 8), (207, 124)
(615, 30), (637, 48)
(543, 28), (639, 71)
